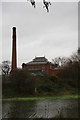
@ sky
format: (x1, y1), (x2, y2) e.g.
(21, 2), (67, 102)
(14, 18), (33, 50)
(0, 0), (79, 68)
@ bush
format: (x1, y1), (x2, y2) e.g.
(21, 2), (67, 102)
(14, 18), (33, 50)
(2, 69), (36, 97)
(36, 75), (64, 95)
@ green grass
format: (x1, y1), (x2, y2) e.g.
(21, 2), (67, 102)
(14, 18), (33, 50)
(2, 94), (80, 101)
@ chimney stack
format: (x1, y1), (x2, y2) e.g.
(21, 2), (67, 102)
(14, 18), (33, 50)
(11, 27), (17, 71)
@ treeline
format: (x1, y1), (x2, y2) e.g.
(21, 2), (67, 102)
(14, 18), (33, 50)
(2, 52), (80, 98)
(58, 54), (79, 94)
(2, 67), (79, 98)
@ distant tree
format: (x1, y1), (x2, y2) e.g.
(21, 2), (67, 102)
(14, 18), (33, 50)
(78, 48), (80, 62)
(58, 52), (79, 91)
(1, 60), (11, 75)
(9, 69), (36, 96)
(52, 57), (68, 67)
(0, 63), (2, 74)
(52, 57), (61, 67)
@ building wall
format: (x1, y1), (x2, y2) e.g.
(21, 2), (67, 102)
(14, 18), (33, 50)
(22, 63), (59, 76)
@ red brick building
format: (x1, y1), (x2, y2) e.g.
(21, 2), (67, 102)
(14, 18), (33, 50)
(22, 56), (59, 76)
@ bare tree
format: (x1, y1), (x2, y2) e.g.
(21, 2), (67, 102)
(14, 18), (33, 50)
(52, 57), (61, 67)
(1, 60), (11, 75)
(58, 52), (79, 88)
(52, 57), (68, 67)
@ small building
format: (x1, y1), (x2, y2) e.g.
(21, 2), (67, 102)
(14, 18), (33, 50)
(22, 56), (59, 76)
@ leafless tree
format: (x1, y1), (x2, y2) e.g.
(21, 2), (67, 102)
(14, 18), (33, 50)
(1, 60), (11, 75)
(52, 57), (68, 67)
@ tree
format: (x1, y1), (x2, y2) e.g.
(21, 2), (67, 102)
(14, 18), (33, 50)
(58, 52), (79, 92)
(1, 60), (11, 75)
(78, 48), (80, 62)
(9, 69), (36, 96)
(52, 57), (68, 67)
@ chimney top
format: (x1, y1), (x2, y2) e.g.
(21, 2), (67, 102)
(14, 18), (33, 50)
(13, 27), (16, 30)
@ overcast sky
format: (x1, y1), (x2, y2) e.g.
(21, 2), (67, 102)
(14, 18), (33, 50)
(1, 1), (78, 68)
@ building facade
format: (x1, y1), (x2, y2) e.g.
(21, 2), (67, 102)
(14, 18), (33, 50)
(22, 56), (59, 76)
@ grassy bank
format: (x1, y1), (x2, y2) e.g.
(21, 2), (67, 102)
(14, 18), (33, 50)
(2, 95), (79, 101)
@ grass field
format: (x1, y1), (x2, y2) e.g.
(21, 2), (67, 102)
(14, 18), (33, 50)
(2, 94), (79, 101)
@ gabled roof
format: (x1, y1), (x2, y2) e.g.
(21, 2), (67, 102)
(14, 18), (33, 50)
(33, 57), (48, 62)
(26, 56), (50, 65)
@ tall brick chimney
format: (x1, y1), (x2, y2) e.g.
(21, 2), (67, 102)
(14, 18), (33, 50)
(11, 27), (17, 70)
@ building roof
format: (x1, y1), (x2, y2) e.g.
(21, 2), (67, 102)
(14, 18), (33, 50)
(26, 56), (51, 65)
(33, 57), (48, 62)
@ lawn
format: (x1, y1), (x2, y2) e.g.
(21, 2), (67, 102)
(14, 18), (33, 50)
(2, 94), (79, 101)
